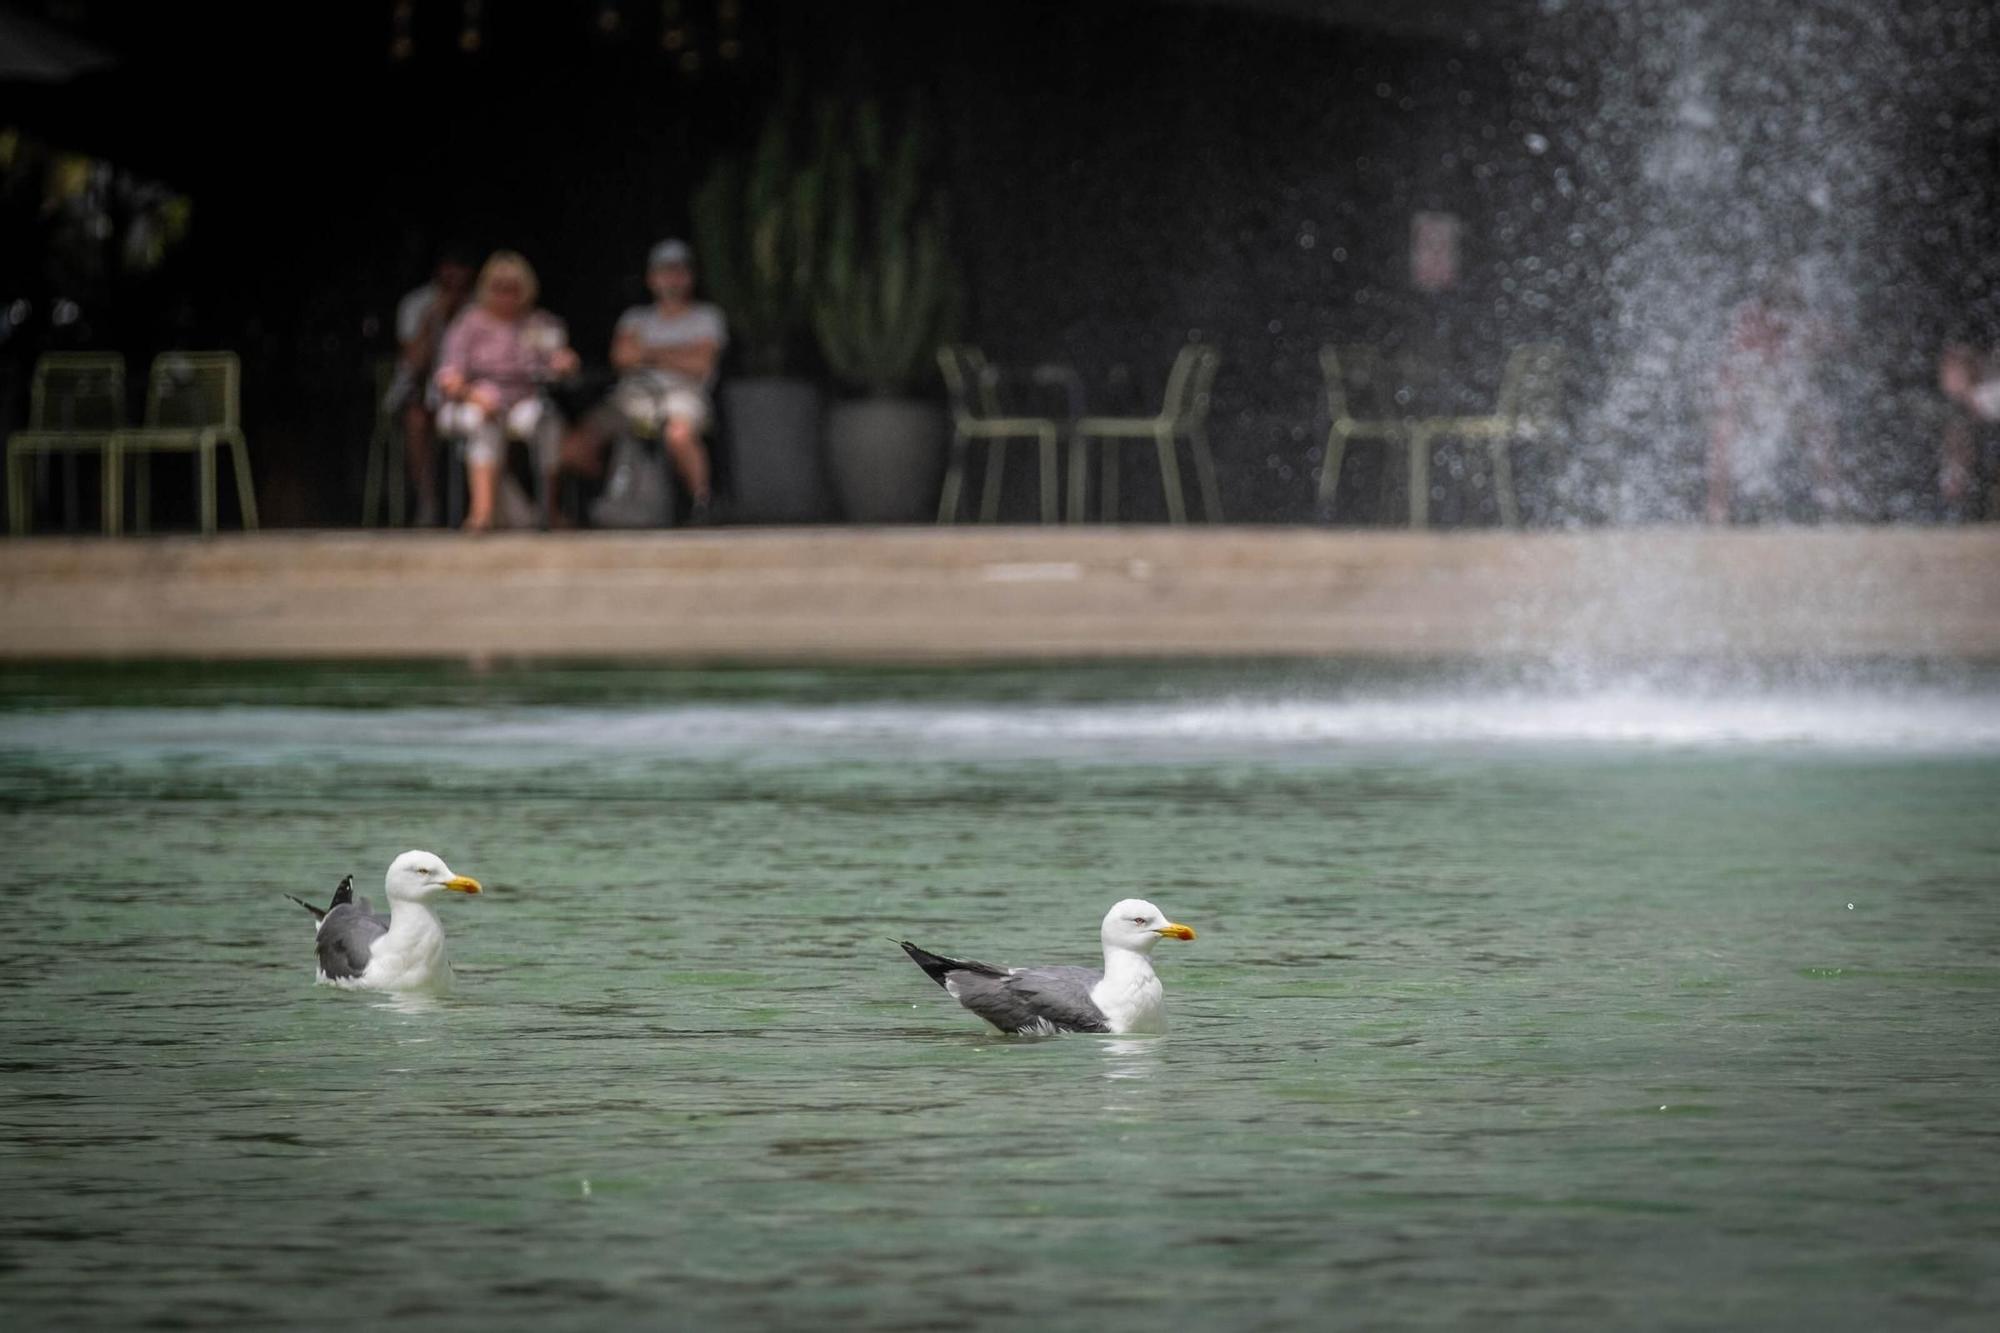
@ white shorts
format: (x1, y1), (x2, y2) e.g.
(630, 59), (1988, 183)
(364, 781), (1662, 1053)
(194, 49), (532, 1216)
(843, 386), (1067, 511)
(1972, 378), (2000, 422)
(612, 373), (710, 435)
(437, 396), (554, 469)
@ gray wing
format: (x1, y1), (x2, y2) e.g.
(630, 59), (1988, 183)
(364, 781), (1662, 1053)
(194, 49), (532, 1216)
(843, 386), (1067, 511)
(946, 964), (1109, 1035)
(315, 902), (389, 981)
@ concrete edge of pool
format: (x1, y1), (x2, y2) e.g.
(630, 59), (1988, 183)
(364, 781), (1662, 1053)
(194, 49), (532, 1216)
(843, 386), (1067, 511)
(2, 525), (1997, 662)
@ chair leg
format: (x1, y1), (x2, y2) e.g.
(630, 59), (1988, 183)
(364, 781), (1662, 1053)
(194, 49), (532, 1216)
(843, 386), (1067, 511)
(937, 436), (967, 523)
(134, 452), (151, 535)
(1408, 427), (1432, 529)
(199, 441), (217, 535)
(363, 426), (383, 526)
(103, 445), (123, 536)
(1490, 437), (1519, 529)
(1038, 427), (1059, 524)
(1102, 440), (1119, 523)
(979, 436), (1007, 523)
(1156, 429), (1186, 524)
(387, 427), (404, 527)
(1067, 433), (1088, 523)
(231, 436), (259, 530)
(1189, 425), (1222, 522)
(446, 447), (466, 528)
(7, 447), (25, 536)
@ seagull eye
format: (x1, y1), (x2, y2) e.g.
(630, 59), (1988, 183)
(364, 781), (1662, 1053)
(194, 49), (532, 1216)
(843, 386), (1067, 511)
(1132, 916), (1149, 925)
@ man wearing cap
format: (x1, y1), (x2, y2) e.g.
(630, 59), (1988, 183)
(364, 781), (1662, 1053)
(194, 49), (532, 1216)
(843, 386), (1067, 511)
(570, 238), (727, 519)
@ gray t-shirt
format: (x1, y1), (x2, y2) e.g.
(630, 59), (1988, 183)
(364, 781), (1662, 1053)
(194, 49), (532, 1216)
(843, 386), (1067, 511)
(614, 302), (728, 390)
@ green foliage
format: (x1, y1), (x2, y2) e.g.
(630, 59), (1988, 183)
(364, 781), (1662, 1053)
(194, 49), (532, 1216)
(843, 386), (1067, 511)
(691, 92), (827, 377)
(810, 97), (957, 397)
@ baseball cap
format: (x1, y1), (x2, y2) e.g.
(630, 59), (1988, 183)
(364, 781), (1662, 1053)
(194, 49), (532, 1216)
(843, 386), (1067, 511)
(648, 239), (693, 269)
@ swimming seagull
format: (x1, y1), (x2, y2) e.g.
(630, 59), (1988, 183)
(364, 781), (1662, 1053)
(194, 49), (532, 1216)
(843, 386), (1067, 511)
(286, 851), (482, 992)
(900, 898), (1196, 1035)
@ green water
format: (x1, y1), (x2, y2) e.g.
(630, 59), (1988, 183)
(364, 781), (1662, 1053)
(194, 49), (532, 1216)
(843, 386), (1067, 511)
(2, 663), (1998, 1330)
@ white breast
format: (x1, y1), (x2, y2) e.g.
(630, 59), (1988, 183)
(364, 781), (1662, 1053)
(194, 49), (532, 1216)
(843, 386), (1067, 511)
(1090, 968), (1165, 1034)
(360, 919), (453, 992)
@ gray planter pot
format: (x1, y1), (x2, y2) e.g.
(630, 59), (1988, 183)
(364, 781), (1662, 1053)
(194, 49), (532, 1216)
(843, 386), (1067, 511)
(722, 377), (830, 522)
(825, 397), (946, 523)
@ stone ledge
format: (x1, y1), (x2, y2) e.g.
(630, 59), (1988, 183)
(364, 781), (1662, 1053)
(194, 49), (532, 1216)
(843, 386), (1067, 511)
(2, 526), (1995, 661)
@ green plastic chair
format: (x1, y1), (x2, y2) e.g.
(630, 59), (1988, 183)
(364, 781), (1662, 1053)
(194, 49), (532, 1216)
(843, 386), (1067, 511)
(1071, 343), (1222, 523)
(1400, 343), (1564, 528)
(1317, 344), (1407, 519)
(936, 345), (1063, 523)
(6, 352), (126, 535)
(116, 351), (260, 534)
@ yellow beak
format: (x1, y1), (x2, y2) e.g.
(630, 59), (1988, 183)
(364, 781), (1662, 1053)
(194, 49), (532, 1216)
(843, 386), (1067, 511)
(443, 875), (482, 894)
(1155, 922), (1196, 941)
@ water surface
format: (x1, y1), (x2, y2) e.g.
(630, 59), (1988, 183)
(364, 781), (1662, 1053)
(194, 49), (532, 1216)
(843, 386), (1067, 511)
(3, 663), (1997, 1330)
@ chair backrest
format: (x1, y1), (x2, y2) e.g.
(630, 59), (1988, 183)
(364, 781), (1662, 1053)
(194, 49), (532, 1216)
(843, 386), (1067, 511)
(1496, 343), (1564, 424)
(144, 351), (240, 430)
(371, 355), (399, 411)
(937, 345), (1005, 422)
(1319, 343), (1391, 422)
(1160, 343), (1219, 422)
(29, 353), (125, 431)
(1176, 344), (1221, 424)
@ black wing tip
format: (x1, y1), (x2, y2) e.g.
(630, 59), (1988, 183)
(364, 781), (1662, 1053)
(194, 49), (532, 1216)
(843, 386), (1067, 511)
(900, 940), (1012, 986)
(284, 893), (326, 922)
(899, 940), (959, 988)
(329, 874), (355, 908)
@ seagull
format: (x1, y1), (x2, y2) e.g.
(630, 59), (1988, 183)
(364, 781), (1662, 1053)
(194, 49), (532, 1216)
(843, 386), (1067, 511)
(286, 851), (482, 992)
(900, 898), (1196, 1035)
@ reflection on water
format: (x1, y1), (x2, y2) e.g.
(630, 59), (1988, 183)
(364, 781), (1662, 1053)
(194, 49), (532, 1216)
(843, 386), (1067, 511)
(2, 663), (1998, 1329)
(1099, 1038), (1162, 1122)
(1100, 1037), (1161, 1080)
(376, 991), (449, 1018)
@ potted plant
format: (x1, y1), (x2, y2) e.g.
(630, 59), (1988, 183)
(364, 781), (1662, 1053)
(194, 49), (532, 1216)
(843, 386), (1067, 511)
(812, 97), (956, 523)
(691, 94), (832, 522)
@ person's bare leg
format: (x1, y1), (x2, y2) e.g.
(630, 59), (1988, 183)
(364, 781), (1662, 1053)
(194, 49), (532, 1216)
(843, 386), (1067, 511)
(664, 418), (711, 504)
(1807, 415), (1841, 520)
(550, 411), (622, 528)
(558, 412), (615, 483)
(403, 403), (438, 524)
(464, 460), (498, 532)
(1941, 415), (1973, 519)
(1706, 418), (1734, 524)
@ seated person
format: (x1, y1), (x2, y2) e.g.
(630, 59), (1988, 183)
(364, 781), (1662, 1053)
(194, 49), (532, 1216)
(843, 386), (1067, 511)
(1705, 272), (1840, 523)
(385, 246), (475, 526)
(1939, 338), (2000, 520)
(558, 239), (726, 521)
(432, 251), (579, 532)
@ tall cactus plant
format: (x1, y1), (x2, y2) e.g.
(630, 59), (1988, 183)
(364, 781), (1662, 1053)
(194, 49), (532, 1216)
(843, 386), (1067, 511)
(691, 93), (825, 378)
(812, 97), (956, 397)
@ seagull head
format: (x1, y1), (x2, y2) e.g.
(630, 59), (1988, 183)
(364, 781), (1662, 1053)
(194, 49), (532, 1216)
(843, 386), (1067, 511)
(1100, 898), (1196, 955)
(384, 850), (482, 904)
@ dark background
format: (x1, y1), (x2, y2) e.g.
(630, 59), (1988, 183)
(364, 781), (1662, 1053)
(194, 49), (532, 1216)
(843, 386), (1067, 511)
(4, 0), (1997, 526)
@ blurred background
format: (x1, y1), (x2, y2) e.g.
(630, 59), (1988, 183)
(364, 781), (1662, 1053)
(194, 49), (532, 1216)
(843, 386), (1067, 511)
(6, 8), (2000, 1329)
(5, 0), (1997, 529)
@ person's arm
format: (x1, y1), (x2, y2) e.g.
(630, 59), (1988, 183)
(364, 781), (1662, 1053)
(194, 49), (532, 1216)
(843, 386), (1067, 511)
(550, 351), (580, 377)
(647, 339), (718, 381)
(404, 296), (462, 371)
(1940, 344), (1973, 404)
(611, 334), (713, 378)
(434, 314), (497, 410)
(610, 326), (648, 373)
(433, 313), (470, 400)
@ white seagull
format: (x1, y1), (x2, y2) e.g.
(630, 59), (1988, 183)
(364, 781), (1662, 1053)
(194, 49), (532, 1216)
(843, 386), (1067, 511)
(900, 898), (1197, 1035)
(286, 851), (482, 992)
